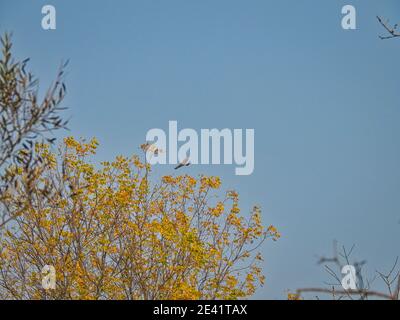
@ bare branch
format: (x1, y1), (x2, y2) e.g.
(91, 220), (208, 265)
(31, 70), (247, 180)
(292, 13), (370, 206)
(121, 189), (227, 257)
(377, 16), (400, 40)
(296, 288), (394, 300)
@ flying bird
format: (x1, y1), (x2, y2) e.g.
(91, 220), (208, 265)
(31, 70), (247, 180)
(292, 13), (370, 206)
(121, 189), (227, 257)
(140, 142), (164, 155)
(175, 157), (191, 170)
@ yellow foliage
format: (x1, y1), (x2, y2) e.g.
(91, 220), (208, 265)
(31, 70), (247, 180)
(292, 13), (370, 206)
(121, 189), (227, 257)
(287, 293), (302, 300)
(0, 137), (279, 300)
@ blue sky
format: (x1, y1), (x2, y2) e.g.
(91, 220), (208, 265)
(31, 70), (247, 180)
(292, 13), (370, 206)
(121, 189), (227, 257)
(1, 0), (399, 299)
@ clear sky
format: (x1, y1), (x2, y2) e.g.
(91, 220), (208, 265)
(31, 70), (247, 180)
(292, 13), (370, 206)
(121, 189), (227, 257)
(1, 0), (399, 299)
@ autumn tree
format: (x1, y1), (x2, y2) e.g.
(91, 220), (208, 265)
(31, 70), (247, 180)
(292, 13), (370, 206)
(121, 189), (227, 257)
(0, 33), (68, 229)
(0, 138), (280, 300)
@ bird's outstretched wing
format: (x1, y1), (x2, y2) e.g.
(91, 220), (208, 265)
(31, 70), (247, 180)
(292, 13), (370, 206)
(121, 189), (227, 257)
(175, 157), (190, 170)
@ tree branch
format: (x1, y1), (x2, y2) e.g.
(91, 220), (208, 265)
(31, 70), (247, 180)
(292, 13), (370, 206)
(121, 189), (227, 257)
(377, 16), (400, 40)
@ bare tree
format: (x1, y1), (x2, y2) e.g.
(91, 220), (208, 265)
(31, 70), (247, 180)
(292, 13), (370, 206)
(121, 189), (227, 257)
(0, 33), (68, 228)
(296, 242), (400, 300)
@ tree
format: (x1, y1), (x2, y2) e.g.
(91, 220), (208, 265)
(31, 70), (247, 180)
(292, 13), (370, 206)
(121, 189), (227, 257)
(295, 243), (400, 300)
(0, 33), (68, 229)
(0, 137), (280, 300)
